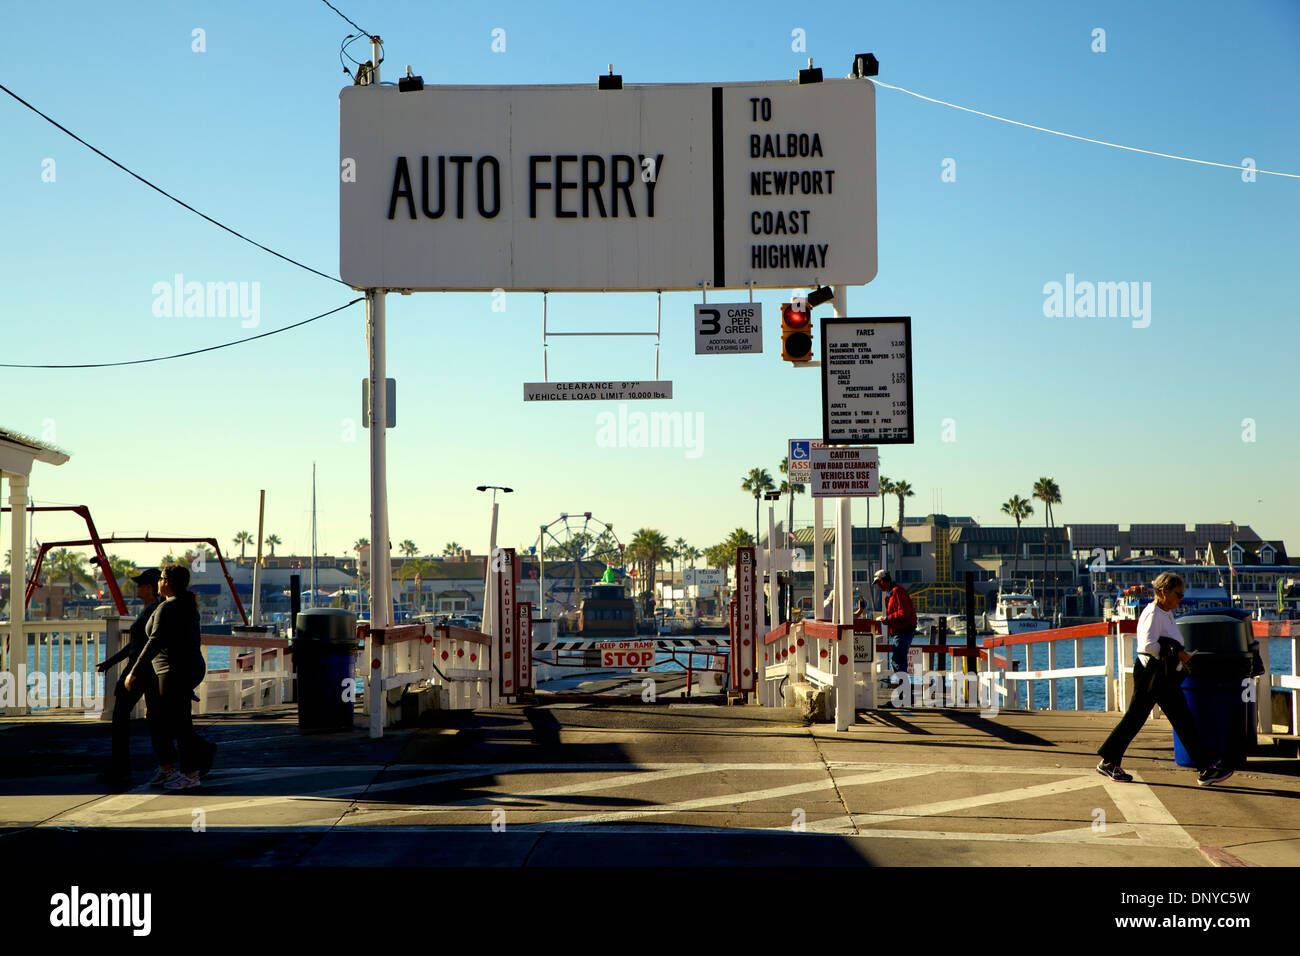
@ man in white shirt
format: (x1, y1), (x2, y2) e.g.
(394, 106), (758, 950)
(1097, 572), (1234, 786)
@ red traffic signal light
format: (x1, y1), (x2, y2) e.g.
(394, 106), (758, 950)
(780, 303), (813, 362)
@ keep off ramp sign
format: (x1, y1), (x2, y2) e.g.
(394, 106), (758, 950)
(732, 547), (757, 692)
(600, 640), (655, 668)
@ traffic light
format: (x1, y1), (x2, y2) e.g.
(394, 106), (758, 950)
(780, 302), (813, 363)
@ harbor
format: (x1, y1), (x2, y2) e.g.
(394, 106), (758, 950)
(3, 0), (1298, 940)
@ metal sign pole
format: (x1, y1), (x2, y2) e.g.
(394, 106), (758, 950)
(367, 288), (392, 631)
(831, 285), (854, 731)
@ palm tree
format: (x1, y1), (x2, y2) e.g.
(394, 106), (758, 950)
(1033, 477), (1062, 617)
(629, 529), (671, 612)
(682, 546), (702, 568)
(232, 530), (253, 563)
(397, 558), (437, 612)
(47, 548), (94, 600)
(1000, 494), (1034, 583)
(353, 537), (370, 553)
(265, 534), (282, 557)
(399, 540), (419, 559)
(105, 554), (139, 599)
(892, 479), (914, 534)
(442, 541), (462, 559)
(778, 457), (807, 546)
(741, 468), (776, 545)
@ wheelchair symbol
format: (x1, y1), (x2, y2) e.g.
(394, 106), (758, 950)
(790, 441), (811, 461)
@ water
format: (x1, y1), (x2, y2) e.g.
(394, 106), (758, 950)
(990, 637), (1294, 711)
(11, 634), (1298, 714)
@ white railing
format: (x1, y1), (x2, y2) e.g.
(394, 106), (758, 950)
(364, 623), (493, 738)
(1, 618), (123, 717)
(198, 633), (295, 714)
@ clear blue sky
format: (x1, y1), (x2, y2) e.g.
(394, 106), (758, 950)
(3, 0), (1297, 570)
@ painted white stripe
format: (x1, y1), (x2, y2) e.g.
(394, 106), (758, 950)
(1103, 778), (1198, 848)
(854, 775), (1107, 828)
(514, 767), (936, 828)
(341, 765), (723, 826)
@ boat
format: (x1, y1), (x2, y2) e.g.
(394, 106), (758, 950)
(1110, 583), (1233, 621)
(985, 591), (1051, 635)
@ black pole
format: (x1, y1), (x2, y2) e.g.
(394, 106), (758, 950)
(290, 573), (301, 632)
(965, 571), (976, 669)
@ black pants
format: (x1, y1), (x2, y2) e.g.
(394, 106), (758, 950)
(1098, 658), (1212, 770)
(155, 666), (208, 773)
(109, 669), (166, 776)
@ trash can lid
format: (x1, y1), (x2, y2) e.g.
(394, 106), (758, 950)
(294, 607), (358, 644)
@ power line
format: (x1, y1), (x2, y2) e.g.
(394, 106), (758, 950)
(320, 0), (374, 40)
(0, 82), (349, 284)
(869, 78), (1300, 180)
(0, 299), (363, 369)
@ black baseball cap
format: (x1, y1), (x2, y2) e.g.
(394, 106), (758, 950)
(131, 568), (162, 586)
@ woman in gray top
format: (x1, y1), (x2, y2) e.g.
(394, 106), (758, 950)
(125, 564), (216, 789)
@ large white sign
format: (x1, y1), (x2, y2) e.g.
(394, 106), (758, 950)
(522, 380), (672, 401)
(694, 302), (763, 354)
(340, 81), (877, 291)
(821, 317), (914, 444)
(684, 568), (726, 588)
(810, 446), (879, 498)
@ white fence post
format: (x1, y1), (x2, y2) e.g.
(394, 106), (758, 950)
(1048, 641), (1058, 711)
(1103, 627), (1115, 712)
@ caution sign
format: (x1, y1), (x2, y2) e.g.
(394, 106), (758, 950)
(496, 548), (517, 697)
(516, 602), (533, 691)
(600, 640), (656, 668)
(733, 547), (757, 692)
(810, 446), (879, 498)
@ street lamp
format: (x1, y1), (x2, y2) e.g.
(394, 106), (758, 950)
(476, 485), (513, 637)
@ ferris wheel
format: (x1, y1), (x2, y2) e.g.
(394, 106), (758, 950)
(535, 512), (624, 613)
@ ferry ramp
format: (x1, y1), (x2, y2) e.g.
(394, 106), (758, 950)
(1, 703), (1297, 867)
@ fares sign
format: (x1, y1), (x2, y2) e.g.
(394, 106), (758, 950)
(821, 317), (914, 444)
(339, 81), (876, 291)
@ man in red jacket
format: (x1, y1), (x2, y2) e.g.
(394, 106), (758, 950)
(874, 570), (918, 678)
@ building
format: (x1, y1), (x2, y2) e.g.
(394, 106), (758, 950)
(775, 516), (1295, 619)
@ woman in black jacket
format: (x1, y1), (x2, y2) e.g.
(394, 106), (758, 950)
(125, 564), (216, 790)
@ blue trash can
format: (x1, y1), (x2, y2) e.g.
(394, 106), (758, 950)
(1172, 608), (1254, 768)
(293, 608), (359, 732)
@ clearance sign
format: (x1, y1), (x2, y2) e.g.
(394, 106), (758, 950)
(339, 80), (876, 291)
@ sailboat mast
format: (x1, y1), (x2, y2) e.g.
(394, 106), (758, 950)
(311, 463), (318, 603)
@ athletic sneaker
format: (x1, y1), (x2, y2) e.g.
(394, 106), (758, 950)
(1197, 761), (1235, 787)
(1096, 760), (1133, 782)
(164, 773), (201, 791)
(149, 767), (179, 787)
